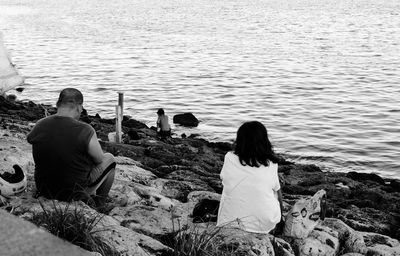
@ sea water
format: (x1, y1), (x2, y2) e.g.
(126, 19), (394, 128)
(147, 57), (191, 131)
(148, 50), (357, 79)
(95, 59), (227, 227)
(0, 0), (399, 179)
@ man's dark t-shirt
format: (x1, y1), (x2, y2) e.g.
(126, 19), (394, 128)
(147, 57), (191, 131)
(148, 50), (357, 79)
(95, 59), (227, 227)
(27, 115), (95, 200)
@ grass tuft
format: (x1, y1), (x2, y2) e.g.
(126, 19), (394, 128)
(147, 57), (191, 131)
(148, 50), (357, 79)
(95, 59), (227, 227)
(162, 207), (239, 256)
(30, 200), (120, 256)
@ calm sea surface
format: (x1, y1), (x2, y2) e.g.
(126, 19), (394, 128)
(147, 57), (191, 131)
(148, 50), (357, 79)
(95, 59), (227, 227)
(1, 0), (399, 179)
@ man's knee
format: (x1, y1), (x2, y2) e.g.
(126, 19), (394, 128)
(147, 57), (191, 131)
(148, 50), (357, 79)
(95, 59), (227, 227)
(103, 153), (116, 165)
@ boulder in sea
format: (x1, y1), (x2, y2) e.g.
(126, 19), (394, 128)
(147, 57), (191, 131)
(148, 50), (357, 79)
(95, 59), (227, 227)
(346, 171), (385, 185)
(122, 118), (149, 129)
(173, 113), (199, 127)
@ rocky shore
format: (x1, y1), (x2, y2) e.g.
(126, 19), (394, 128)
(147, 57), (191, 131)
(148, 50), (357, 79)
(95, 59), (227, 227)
(0, 95), (399, 256)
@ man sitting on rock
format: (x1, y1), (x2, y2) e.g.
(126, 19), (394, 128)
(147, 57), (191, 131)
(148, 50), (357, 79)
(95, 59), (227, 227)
(27, 88), (116, 208)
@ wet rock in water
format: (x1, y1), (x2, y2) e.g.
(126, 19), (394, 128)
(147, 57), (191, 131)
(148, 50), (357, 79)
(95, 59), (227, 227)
(6, 94), (16, 102)
(188, 133), (200, 139)
(346, 171), (385, 185)
(173, 113), (199, 127)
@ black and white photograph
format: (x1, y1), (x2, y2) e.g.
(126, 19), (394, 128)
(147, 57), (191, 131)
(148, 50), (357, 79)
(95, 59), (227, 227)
(0, 0), (399, 255)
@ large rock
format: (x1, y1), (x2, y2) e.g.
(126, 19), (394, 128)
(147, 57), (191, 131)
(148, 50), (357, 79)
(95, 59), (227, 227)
(116, 160), (157, 185)
(295, 225), (340, 256)
(335, 205), (395, 236)
(13, 199), (172, 256)
(321, 218), (367, 254)
(151, 178), (214, 203)
(94, 212), (172, 256)
(173, 113), (199, 127)
(130, 182), (180, 211)
(0, 209), (93, 256)
(346, 171), (385, 185)
(109, 205), (176, 239)
(362, 232), (400, 256)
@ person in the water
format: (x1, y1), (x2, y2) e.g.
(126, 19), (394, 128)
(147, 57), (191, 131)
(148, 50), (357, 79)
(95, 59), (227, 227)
(156, 108), (171, 139)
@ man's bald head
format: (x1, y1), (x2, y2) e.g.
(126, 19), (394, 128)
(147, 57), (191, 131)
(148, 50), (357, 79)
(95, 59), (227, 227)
(56, 88), (83, 108)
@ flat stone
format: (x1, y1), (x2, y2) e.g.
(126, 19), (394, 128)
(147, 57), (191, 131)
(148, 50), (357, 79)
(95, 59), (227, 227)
(0, 209), (92, 256)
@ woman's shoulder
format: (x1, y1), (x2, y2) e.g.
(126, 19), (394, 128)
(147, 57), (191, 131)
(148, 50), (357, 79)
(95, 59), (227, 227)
(225, 151), (236, 159)
(224, 151), (239, 164)
(264, 161), (278, 170)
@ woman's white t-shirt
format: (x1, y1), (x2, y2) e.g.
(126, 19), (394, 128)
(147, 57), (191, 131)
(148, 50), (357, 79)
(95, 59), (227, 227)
(216, 151), (281, 233)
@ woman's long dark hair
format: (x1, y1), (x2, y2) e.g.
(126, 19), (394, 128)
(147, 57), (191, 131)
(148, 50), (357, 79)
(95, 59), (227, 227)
(234, 121), (278, 167)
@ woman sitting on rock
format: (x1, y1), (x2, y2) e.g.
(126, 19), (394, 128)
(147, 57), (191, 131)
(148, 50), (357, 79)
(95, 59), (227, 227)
(217, 121), (283, 233)
(156, 108), (171, 139)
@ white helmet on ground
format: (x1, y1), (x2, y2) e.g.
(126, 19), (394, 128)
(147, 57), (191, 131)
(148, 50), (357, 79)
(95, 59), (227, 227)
(0, 164), (27, 197)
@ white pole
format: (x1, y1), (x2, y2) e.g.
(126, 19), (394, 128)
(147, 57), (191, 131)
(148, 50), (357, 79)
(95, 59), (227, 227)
(115, 105), (122, 143)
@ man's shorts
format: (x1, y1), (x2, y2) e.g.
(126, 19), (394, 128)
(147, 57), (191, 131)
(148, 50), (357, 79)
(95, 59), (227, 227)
(88, 153), (116, 188)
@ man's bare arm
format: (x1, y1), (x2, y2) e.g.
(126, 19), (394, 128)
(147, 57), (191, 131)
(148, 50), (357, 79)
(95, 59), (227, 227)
(88, 132), (104, 164)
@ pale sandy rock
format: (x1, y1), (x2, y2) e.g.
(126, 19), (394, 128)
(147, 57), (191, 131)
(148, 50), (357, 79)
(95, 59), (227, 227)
(187, 190), (221, 204)
(0, 136), (33, 174)
(151, 178), (212, 202)
(109, 205), (178, 238)
(339, 253), (364, 256)
(367, 244), (400, 256)
(114, 156), (143, 166)
(363, 232), (400, 248)
(363, 232), (400, 256)
(116, 163), (157, 185)
(345, 231), (368, 255)
(89, 252), (102, 256)
(130, 182), (180, 210)
(296, 225), (340, 256)
(95, 214), (171, 256)
(109, 181), (142, 207)
(321, 218), (367, 254)
(13, 198), (171, 256)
